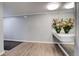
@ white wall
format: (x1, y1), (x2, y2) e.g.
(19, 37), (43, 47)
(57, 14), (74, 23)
(0, 3), (4, 54)
(24, 14), (53, 42)
(4, 16), (26, 40)
(4, 12), (74, 43)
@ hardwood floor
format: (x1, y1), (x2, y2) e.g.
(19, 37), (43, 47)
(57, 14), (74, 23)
(3, 42), (65, 56)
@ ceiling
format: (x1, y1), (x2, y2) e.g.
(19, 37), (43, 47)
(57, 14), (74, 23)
(3, 2), (74, 17)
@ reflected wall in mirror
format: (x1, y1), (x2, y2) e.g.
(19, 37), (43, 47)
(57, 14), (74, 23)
(2, 2), (75, 56)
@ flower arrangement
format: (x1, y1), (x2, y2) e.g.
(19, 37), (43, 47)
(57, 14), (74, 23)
(52, 19), (63, 33)
(62, 18), (74, 33)
(52, 18), (74, 33)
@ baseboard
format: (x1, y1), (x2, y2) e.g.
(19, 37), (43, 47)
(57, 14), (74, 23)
(4, 39), (74, 44)
(0, 51), (5, 56)
(4, 39), (57, 44)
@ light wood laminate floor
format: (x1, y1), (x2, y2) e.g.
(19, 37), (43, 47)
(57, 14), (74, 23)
(3, 42), (65, 56)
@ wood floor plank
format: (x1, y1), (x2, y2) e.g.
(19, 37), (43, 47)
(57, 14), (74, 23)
(3, 42), (65, 56)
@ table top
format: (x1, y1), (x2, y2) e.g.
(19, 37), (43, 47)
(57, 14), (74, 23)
(53, 32), (74, 44)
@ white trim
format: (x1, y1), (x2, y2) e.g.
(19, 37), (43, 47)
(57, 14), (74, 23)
(4, 39), (56, 44)
(0, 51), (5, 56)
(57, 43), (69, 56)
(4, 39), (74, 44)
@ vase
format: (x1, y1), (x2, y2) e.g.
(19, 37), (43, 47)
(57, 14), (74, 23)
(54, 27), (61, 33)
(63, 26), (71, 33)
(63, 29), (70, 33)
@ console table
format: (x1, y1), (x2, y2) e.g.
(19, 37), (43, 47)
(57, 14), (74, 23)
(53, 33), (75, 56)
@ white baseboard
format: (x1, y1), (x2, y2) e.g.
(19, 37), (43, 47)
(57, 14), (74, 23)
(0, 51), (5, 56)
(4, 39), (57, 44)
(4, 39), (74, 44)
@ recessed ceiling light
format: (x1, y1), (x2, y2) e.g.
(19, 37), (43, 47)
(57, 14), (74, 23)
(47, 3), (60, 10)
(64, 2), (74, 9)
